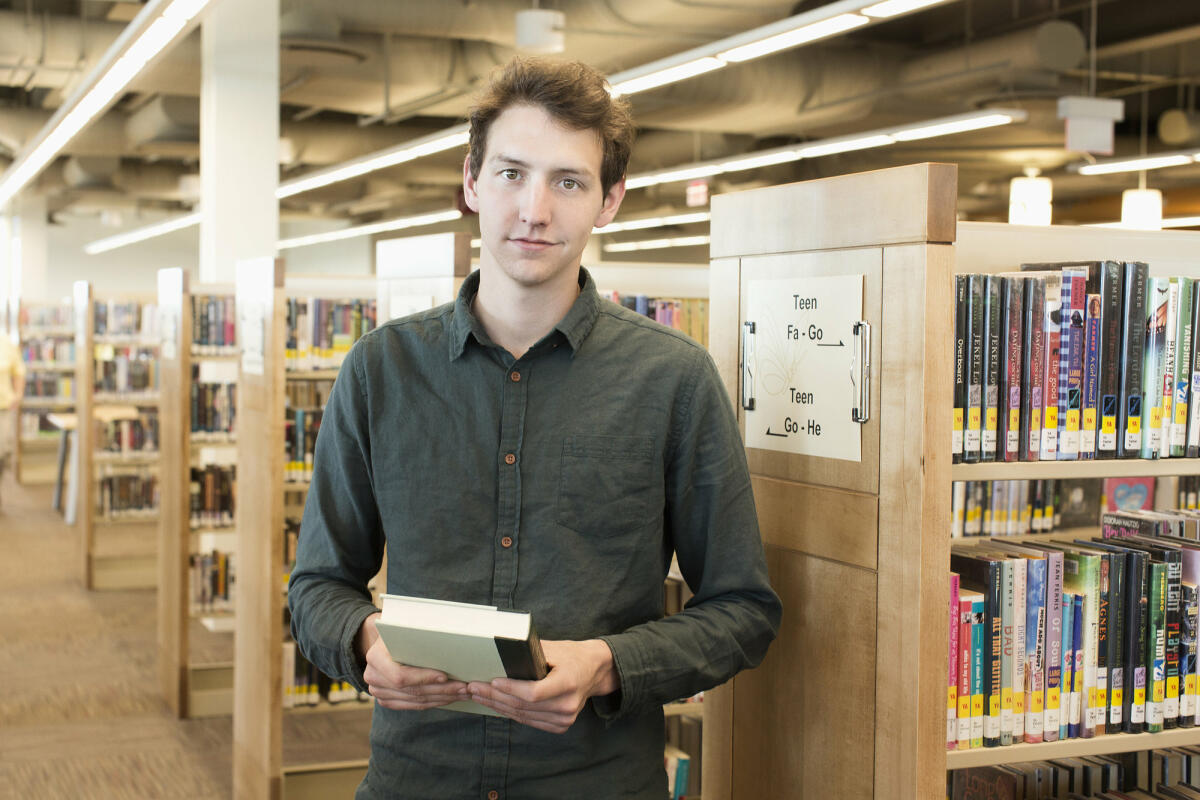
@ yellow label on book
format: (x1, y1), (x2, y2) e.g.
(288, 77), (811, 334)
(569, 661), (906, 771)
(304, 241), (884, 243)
(1031, 691), (1044, 714)
(1154, 682), (1166, 703)
(1002, 688), (1013, 711)
(1163, 398), (1174, 425)
(1009, 408), (1020, 432)
(986, 407), (998, 431)
(968, 407), (981, 431)
(1096, 688), (1106, 709)
(1112, 688), (1123, 708)
(1045, 407), (1058, 429)
(954, 408), (964, 431)
(1083, 408), (1097, 432)
(1102, 415), (1117, 435)
(1089, 687), (1096, 707)
(949, 686), (957, 709)
(989, 696), (1000, 716)
(959, 695), (971, 718)
(1169, 676), (1180, 698)
(1151, 406), (1163, 429)
(1135, 687), (1146, 706)
(1014, 693), (1025, 715)
(1187, 675), (1197, 696)
(1066, 408), (1080, 432)
(1177, 403), (1189, 426)
(1047, 686), (1060, 709)
(972, 695), (983, 716)
(1129, 415), (1142, 434)
(1074, 670), (1083, 692)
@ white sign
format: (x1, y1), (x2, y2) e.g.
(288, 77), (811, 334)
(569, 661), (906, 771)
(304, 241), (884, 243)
(239, 301), (265, 376)
(744, 274), (865, 461)
(159, 308), (177, 361)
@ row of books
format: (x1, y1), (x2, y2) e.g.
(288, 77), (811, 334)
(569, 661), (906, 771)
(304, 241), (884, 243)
(1178, 476), (1200, 511)
(605, 293), (709, 347)
(20, 339), (74, 363)
(190, 465), (235, 529)
(19, 305), (71, 330)
(285, 378), (334, 412)
(189, 549), (234, 614)
(22, 375), (72, 400)
(191, 295), (235, 351)
(281, 640), (369, 709)
(94, 346), (157, 394)
(949, 748), (1200, 800)
(191, 376), (235, 436)
(97, 414), (158, 454)
(284, 409), (321, 483)
(953, 480), (1064, 538)
(284, 297), (377, 371)
(948, 518), (1200, 752)
(952, 262), (1200, 463)
(664, 745), (692, 800)
(95, 470), (158, 520)
(94, 300), (157, 338)
(19, 412), (60, 439)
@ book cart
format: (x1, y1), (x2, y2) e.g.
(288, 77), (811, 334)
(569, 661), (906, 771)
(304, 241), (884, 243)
(72, 282), (161, 591)
(706, 162), (1200, 799)
(233, 260), (388, 800)
(157, 269), (239, 719)
(15, 300), (75, 485)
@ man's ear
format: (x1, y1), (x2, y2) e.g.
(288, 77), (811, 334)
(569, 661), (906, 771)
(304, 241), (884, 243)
(462, 155), (480, 213)
(592, 178), (626, 229)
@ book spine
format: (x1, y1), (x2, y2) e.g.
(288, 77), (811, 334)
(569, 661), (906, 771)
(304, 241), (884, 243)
(1059, 269), (1086, 459)
(1001, 559), (1014, 745)
(1096, 554), (1110, 735)
(1143, 277), (1169, 458)
(1127, 554), (1148, 733)
(1025, 558), (1047, 743)
(1022, 277), (1046, 462)
(1071, 593), (1085, 738)
(1081, 292), (1102, 459)
(1062, 592), (1076, 739)
(1166, 554), (1183, 728)
(1188, 284), (1200, 457)
(971, 596), (985, 748)
(1173, 278), (1194, 457)
(1161, 278), (1181, 458)
(1120, 263), (1148, 458)
(950, 573), (961, 748)
(1098, 261), (1122, 458)
(953, 276), (967, 462)
(1044, 551), (1064, 740)
(1149, 561), (1168, 733)
(1181, 581), (1198, 727)
(1000, 278), (1024, 462)
(985, 560), (1003, 746)
(1012, 557), (1027, 741)
(1042, 275), (1063, 460)
(965, 275), (985, 463)
(982, 276), (1003, 462)
(959, 596), (975, 749)
(1108, 551), (1126, 731)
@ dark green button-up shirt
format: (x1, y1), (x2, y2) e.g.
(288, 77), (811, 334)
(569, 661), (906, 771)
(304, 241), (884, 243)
(288, 268), (781, 800)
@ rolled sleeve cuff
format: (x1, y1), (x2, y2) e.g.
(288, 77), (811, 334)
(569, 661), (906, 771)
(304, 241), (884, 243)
(337, 601), (381, 694)
(591, 633), (646, 721)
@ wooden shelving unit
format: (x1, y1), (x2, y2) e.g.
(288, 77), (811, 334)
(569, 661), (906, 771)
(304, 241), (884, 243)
(952, 458), (1200, 482)
(16, 301), (76, 485)
(73, 283), (161, 591)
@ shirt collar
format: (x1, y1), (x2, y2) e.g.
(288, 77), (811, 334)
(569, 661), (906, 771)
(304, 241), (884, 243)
(448, 267), (601, 361)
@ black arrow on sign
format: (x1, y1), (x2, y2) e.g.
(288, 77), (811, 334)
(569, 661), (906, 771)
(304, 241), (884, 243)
(817, 340), (844, 347)
(765, 428), (787, 437)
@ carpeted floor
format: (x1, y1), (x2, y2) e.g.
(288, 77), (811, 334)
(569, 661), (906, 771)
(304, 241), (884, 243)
(0, 472), (235, 799)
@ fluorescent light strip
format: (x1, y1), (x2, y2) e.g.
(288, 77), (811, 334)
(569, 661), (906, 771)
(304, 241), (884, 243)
(84, 212), (202, 255)
(625, 109), (1026, 189)
(277, 209), (462, 250)
(717, 13), (870, 62)
(1074, 152), (1198, 176)
(277, 129), (470, 199)
(1163, 216), (1200, 228)
(861, 0), (952, 18)
(596, 211), (711, 233)
(603, 235), (711, 253)
(0, 0), (211, 210)
(609, 57), (725, 98)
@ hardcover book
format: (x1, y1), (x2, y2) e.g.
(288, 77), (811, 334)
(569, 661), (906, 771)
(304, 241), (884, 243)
(1119, 262), (1149, 458)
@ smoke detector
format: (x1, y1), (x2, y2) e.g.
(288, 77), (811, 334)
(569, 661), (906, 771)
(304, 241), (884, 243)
(516, 9), (565, 54)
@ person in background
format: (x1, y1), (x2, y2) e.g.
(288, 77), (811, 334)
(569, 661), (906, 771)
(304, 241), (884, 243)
(0, 334), (26, 507)
(288, 56), (781, 799)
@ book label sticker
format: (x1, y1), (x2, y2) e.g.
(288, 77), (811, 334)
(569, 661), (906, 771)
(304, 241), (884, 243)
(744, 271), (865, 462)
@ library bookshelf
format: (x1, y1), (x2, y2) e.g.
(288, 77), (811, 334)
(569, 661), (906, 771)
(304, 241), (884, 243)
(707, 163), (1200, 798)
(157, 270), (239, 719)
(15, 300), (75, 485)
(71, 283), (161, 591)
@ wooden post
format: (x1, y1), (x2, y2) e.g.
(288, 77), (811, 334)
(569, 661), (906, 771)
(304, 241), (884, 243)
(73, 281), (95, 588)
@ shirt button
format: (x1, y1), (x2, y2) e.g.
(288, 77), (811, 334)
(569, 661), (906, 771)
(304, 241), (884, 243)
(504, 453), (516, 465)
(510, 371), (521, 382)
(501, 536), (513, 548)
(488, 792), (499, 800)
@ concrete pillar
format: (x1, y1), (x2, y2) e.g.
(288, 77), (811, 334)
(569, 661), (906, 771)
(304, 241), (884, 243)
(14, 192), (49, 305)
(199, 0), (279, 284)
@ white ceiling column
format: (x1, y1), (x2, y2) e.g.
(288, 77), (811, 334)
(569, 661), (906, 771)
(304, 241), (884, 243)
(199, 0), (279, 283)
(14, 193), (49, 305)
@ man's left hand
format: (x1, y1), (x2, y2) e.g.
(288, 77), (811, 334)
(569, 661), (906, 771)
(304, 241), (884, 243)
(468, 639), (618, 734)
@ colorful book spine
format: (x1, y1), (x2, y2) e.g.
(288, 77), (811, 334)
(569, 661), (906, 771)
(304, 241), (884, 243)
(953, 275), (967, 463)
(1012, 557), (1027, 741)
(1058, 268), (1087, 459)
(1022, 277), (1046, 462)
(1142, 277), (1169, 458)
(1024, 557), (1047, 743)
(1095, 553), (1110, 735)
(971, 593), (986, 748)
(1041, 273), (1063, 460)
(1062, 592), (1077, 739)
(1000, 559), (1015, 745)
(1044, 550), (1064, 740)
(1188, 285), (1200, 457)
(1000, 277), (1024, 462)
(950, 573), (960, 749)
(1182, 581), (1198, 727)
(1149, 561), (1168, 732)
(1173, 278), (1194, 457)
(959, 591), (979, 749)
(1160, 278), (1181, 458)
(1120, 262), (1148, 458)
(1080, 293), (1102, 459)
(1071, 593), (1085, 739)
(982, 276), (1003, 462)
(965, 275), (985, 463)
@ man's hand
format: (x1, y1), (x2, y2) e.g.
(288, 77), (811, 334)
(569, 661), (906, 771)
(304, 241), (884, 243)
(359, 612), (470, 710)
(468, 639), (618, 734)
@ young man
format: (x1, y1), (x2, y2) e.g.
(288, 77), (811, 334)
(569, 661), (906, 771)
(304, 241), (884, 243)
(288, 57), (781, 799)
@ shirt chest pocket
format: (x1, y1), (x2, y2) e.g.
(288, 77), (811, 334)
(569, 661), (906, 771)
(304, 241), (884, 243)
(557, 434), (658, 538)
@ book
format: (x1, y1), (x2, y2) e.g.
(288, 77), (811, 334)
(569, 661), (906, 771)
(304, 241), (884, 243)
(1059, 266), (1087, 460)
(1161, 278), (1182, 458)
(1041, 271), (1063, 460)
(954, 275), (968, 464)
(1021, 277), (1047, 462)
(1149, 561), (1169, 732)
(374, 594), (549, 717)
(1143, 277), (1170, 458)
(965, 274), (985, 463)
(1188, 284), (1200, 458)
(983, 275), (1004, 462)
(1174, 278), (1195, 458)
(950, 572), (961, 748)
(999, 276), (1025, 462)
(1081, 292), (1102, 459)
(960, 589), (982, 749)
(1120, 262), (1149, 458)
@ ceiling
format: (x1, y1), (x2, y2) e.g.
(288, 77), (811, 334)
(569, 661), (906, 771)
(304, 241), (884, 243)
(2, 0), (1200, 261)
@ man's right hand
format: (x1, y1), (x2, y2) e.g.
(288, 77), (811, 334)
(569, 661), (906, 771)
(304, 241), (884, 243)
(359, 612), (470, 710)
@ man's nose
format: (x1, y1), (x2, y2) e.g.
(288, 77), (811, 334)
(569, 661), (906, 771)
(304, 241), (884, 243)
(519, 181), (551, 227)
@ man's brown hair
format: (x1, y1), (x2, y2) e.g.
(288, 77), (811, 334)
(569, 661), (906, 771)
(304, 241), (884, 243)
(468, 57), (635, 196)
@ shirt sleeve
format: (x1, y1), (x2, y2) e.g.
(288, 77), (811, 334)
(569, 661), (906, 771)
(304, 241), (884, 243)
(594, 347), (782, 719)
(287, 341), (384, 693)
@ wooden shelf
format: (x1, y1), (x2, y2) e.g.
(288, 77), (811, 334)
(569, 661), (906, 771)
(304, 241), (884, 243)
(285, 369), (340, 381)
(285, 702), (373, 716)
(19, 397), (73, 408)
(952, 458), (1200, 481)
(94, 391), (159, 405)
(190, 432), (236, 444)
(94, 333), (156, 345)
(283, 481), (311, 493)
(21, 327), (75, 338)
(946, 727), (1200, 769)
(19, 437), (59, 450)
(664, 702), (704, 719)
(25, 361), (76, 371)
(94, 450), (159, 464)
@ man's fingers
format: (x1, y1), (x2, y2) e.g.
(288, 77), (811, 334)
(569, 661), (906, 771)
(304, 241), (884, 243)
(468, 694), (574, 733)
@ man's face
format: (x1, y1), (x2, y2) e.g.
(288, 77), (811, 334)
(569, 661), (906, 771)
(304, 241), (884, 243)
(464, 103), (625, 290)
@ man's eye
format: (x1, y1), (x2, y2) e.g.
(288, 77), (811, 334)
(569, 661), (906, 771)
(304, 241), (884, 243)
(501, 169), (520, 180)
(562, 179), (579, 190)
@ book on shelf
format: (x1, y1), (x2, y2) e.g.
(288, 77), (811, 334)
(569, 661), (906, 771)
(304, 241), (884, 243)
(373, 593), (549, 717)
(94, 344), (158, 395)
(97, 410), (158, 455)
(285, 408), (321, 483)
(281, 640), (367, 710)
(664, 744), (691, 800)
(284, 297), (377, 371)
(20, 337), (75, 363)
(19, 304), (72, 331)
(604, 293), (709, 348)
(947, 747), (1200, 799)
(191, 295), (236, 352)
(22, 374), (73, 401)
(189, 549), (234, 614)
(952, 479), (1067, 538)
(190, 465), (235, 528)
(93, 300), (158, 339)
(95, 467), (158, 520)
